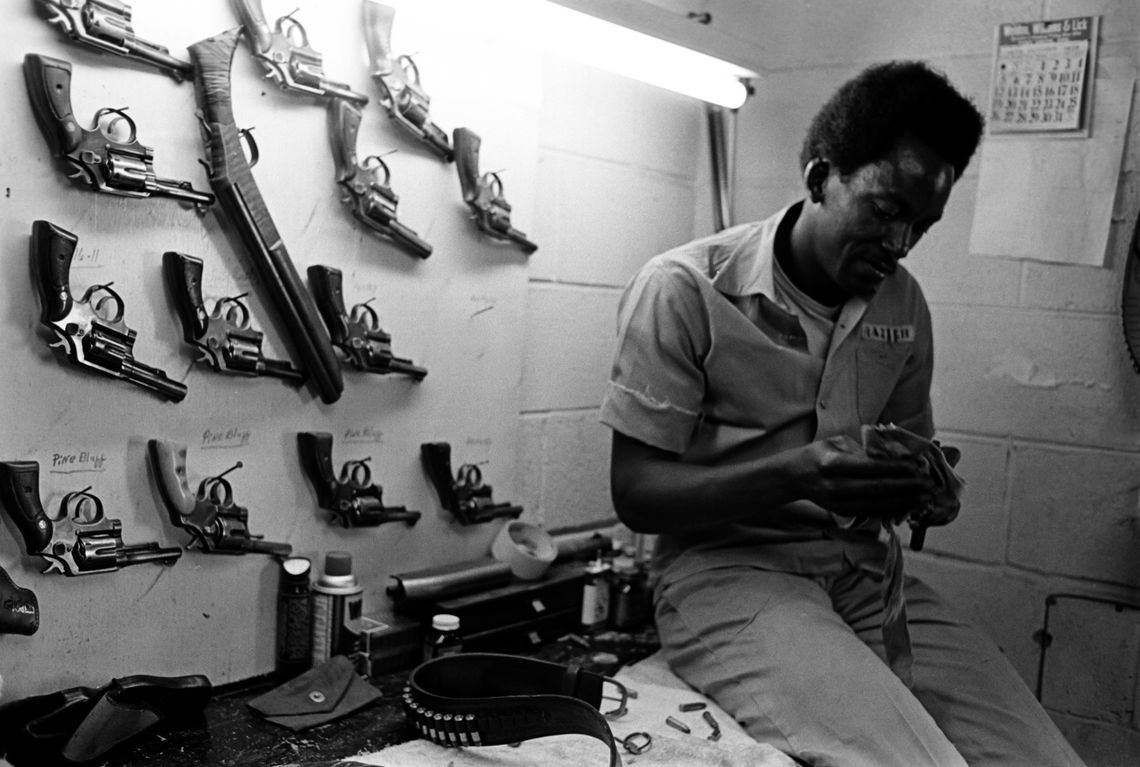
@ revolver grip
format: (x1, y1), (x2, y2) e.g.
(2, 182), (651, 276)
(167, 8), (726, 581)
(296, 431), (337, 508)
(328, 100), (363, 185)
(362, 0), (397, 77)
(306, 265), (349, 346)
(146, 439), (197, 518)
(232, 0), (275, 53)
(452, 127), (482, 204)
(0, 461), (54, 555)
(23, 53), (82, 156)
(31, 220), (77, 324)
(162, 251), (209, 343)
(420, 442), (459, 511)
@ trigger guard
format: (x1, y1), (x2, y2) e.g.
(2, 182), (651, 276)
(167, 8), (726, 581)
(276, 14), (310, 47)
(84, 284), (125, 324)
(456, 463), (482, 489)
(239, 128), (261, 168)
(201, 477), (234, 508)
(398, 55), (420, 86)
(213, 297), (251, 330)
(362, 155), (392, 187)
(349, 302), (380, 331)
(93, 107), (137, 145)
(341, 460), (372, 489)
(62, 491), (104, 525)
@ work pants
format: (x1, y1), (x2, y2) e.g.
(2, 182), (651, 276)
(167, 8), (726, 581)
(655, 563), (1087, 767)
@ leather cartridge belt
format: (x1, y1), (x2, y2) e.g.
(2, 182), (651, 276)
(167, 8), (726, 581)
(402, 652), (629, 766)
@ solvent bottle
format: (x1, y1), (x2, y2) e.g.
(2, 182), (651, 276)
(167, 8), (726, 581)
(580, 557), (612, 633)
(423, 614), (463, 662)
(276, 556), (313, 677)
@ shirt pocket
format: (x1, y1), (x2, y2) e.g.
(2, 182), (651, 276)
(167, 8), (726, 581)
(855, 344), (911, 425)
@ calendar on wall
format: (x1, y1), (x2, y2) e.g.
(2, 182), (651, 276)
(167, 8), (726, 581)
(986, 15), (1099, 136)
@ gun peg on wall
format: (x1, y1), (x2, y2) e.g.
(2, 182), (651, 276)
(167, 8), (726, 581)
(34, 0), (194, 81)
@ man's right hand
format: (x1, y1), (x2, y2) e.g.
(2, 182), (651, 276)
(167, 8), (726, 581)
(789, 435), (934, 521)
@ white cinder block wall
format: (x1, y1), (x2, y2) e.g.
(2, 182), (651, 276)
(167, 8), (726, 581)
(526, 0), (1140, 761)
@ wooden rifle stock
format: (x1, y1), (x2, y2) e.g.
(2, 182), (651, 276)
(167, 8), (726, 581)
(189, 27), (343, 403)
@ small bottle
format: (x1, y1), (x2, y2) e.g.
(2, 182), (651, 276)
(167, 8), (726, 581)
(423, 614), (463, 662)
(580, 557), (612, 633)
(311, 551), (364, 665)
(611, 555), (650, 631)
(276, 556), (313, 677)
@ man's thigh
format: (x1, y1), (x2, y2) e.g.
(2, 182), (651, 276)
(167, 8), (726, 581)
(837, 574), (1086, 767)
(654, 565), (967, 767)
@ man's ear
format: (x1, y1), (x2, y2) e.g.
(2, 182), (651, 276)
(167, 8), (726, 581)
(804, 158), (829, 204)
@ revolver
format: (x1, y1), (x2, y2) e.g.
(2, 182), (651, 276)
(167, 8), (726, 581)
(23, 53), (214, 207)
(233, 0), (369, 106)
(453, 127), (537, 254)
(297, 432), (421, 528)
(33, 0), (194, 81)
(420, 442), (522, 526)
(163, 250), (305, 384)
(146, 439), (292, 557)
(328, 99), (432, 259)
(307, 265), (427, 380)
(0, 461), (182, 576)
(32, 220), (189, 403)
(362, 0), (453, 161)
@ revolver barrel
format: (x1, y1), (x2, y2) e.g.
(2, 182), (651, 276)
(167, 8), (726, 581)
(388, 220), (432, 260)
(119, 357), (188, 402)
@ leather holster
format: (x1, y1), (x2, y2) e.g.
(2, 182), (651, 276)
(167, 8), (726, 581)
(0, 564), (38, 636)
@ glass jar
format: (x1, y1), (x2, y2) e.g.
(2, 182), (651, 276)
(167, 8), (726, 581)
(423, 613), (463, 662)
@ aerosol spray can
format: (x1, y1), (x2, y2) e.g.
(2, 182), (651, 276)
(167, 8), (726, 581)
(276, 556), (313, 677)
(310, 551), (364, 665)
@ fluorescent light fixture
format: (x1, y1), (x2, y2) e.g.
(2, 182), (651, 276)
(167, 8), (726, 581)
(503, 0), (758, 109)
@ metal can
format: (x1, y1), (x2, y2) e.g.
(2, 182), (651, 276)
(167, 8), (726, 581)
(310, 551), (364, 665)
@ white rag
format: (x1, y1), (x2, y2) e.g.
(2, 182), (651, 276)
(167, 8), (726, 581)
(319, 650), (794, 767)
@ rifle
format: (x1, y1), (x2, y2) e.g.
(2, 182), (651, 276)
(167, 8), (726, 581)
(189, 27), (344, 404)
(420, 442), (522, 525)
(147, 439), (292, 557)
(453, 127), (537, 254)
(33, 0), (194, 81)
(232, 0), (369, 105)
(0, 461), (182, 576)
(23, 53), (214, 207)
(307, 264), (427, 380)
(362, 0), (453, 161)
(32, 220), (189, 402)
(328, 99), (432, 259)
(163, 250), (305, 384)
(297, 432), (421, 528)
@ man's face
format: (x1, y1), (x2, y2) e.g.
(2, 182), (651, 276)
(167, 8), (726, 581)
(811, 135), (955, 302)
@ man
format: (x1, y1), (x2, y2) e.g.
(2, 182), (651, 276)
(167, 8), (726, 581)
(600, 61), (1086, 767)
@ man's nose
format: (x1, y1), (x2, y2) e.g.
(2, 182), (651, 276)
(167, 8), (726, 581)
(882, 222), (917, 259)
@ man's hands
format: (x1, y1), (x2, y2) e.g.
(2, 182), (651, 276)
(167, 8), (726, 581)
(790, 435), (936, 523)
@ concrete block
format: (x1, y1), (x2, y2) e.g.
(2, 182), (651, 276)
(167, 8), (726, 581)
(1007, 444), (1140, 586)
(521, 285), (622, 412)
(1051, 712), (1140, 767)
(930, 307), (1140, 449)
(529, 152), (696, 286)
(921, 435), (1009, 563)
(538, 57), (703, 175)
(1038, 593), (1140, 724)
(1022, 259), (1125, 313)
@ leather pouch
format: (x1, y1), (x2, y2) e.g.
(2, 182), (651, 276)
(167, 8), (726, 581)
(0, 564), (39, 636)
(247, 655), (382, 732)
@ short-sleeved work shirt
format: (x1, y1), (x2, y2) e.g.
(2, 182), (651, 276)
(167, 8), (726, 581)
(600, 202), (935, 585)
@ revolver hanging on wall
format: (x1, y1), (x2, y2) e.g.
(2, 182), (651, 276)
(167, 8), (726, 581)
(147, 439), (292, 557)
(453, 128), (537, 254)
(420, 442), (522, 525)
(23, 54), (214, 206)
(233, 0), (369, 105)
(362, 0), (453, 161)
(0, 461), (182, 576)
(297, 432), (421, 528)
(163, 250), (305, 384)
(328, 99), (432, 259)
(33, 0), (194, 81)
(307, 265), (427, 380)
(32, 220), (188, 402)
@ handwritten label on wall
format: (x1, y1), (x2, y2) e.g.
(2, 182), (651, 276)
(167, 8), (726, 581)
(49, 450), (107, 473)
(201, 427), (252, 450)
(343, 426), (384, 445)
(72, 246), (104, 269)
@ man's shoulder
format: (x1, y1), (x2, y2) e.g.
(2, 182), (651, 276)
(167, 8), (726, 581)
(872, 264), (930, 318)
(648, 221), (768, 278)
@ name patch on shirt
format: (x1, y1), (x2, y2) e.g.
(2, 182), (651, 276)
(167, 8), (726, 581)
(861, 324), (915, 344)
